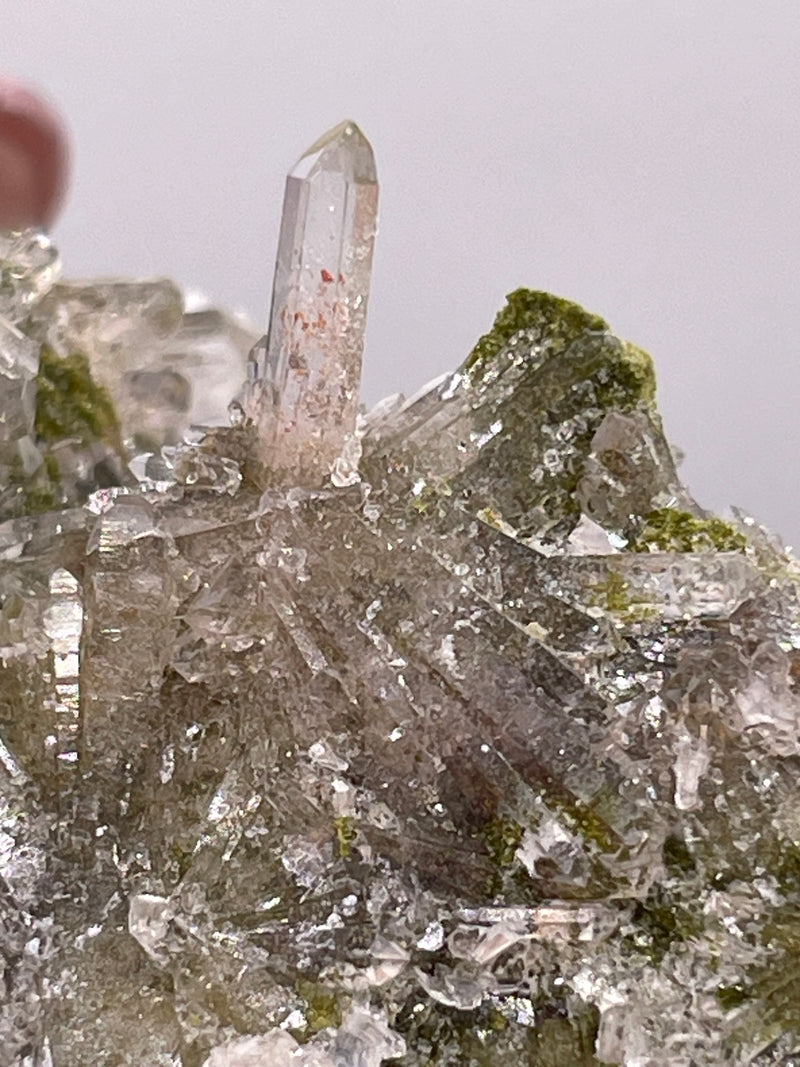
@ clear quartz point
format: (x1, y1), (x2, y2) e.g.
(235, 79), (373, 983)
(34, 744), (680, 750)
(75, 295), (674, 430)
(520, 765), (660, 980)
(245, 120), (378, 483)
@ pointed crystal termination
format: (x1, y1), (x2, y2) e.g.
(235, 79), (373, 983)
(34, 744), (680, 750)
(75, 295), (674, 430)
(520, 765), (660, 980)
(245, 120), (378, 483)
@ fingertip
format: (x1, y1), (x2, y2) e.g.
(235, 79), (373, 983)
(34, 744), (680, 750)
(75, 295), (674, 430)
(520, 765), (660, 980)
(0, 76), (70, 231)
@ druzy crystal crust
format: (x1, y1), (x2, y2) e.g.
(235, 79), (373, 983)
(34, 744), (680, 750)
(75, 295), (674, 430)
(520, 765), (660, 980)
(1, 129), (800, 1067)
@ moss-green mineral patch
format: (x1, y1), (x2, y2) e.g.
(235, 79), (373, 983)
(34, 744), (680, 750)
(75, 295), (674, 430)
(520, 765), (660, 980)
(464, 289), (656, 414)
(5, 449), (61, 515)
(395, 999), (608, 1066)
(333, 815), (356, 859)
(589, 340), (656, 411)
(466, 289), (608, 372)
(453, 289), (660, 542)
(34, 343), (121, 449)
(483, 816), (525, 870)
(733, 911), (800, 1049)
(549, 791), (620, 858)
(628, 507), (747, 554)
(3, 344), (125, 519)
(589, 571), (657, 624)
(716, 984), (751, 1011)
(295, 979), (343, 1034)
(625, 886), (704, 965)
(662, 833), (696, 877)
(480, 815), (527, 898)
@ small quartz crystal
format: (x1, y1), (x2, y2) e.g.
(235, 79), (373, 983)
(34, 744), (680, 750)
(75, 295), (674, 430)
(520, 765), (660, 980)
(245, 120), (378, 484)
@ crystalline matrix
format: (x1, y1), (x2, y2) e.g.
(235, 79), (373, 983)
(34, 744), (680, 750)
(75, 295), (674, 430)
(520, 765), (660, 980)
(1, 124), (800, 1067)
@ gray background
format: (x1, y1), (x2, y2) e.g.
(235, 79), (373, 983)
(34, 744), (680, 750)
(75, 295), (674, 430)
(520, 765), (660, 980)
(3, 1), (798, 544)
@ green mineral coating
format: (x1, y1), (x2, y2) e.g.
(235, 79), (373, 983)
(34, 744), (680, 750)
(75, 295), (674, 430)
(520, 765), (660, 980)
(550, 794), (619, 858)
(20, 481), (57, 515)
(662, 833), (696, 877)
(34, 343), (121, 449)
(169, 841), (194, 881)
(453, 290), (660, 544)
(43, 451), (59, 483)
(396, 1000), (607, 1067)
(3, 345), (123, 518)
(295, 979), (342, 1033)
(531, 1014), (614, 1067)
(743, 924), (800, 1041)
(626, 887), (704, 965)
(592, 571), (630, 614)
(483, 816), (524, 869)
(465, 289), (657, 409)
(481, 816), (525, 897)
(590, 340), (656, 410)
(716, 984), (751, 1011)
(333, 815), (356, 859)
(629, 507), (748, 553)
(589, 571), (656, 623)
(466, 289), (609, 372)
(411, 477), (453, 516)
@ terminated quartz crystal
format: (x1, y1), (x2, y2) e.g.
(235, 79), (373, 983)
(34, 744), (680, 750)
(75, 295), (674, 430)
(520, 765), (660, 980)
(2, 139), (800, 1065)
(245, 121), (378, 484)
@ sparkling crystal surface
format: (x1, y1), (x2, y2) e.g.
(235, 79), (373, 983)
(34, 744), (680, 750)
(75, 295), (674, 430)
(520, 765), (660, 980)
(30, 282), (255, 450)
(0, 231), (58, 487)
(245, 121), (378, 484)
(0, 252), (255, 523)
(2, 247), (800, 1062)
(0, 228), (60, 324)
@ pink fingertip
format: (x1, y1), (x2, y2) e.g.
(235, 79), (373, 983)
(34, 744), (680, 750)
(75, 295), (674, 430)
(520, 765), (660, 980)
(0, 76), (70, 230)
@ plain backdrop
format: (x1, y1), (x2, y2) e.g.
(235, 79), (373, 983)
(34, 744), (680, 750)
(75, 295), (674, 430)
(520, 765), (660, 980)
(3, 1), (799, 545)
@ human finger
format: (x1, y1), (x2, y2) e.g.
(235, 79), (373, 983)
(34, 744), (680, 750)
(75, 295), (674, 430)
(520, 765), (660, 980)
(0, 76), (69, 230)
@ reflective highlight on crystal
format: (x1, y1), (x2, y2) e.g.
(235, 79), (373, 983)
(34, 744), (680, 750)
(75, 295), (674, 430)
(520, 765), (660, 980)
(43, 567), (83, 776)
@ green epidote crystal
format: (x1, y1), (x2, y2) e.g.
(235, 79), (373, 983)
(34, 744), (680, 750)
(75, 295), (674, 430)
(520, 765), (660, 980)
(381, 288), (663, 545)
(466, 289), (609, 372)
(1, 344), (125, 518)
(466, 288), (655, 411)
(629, 505), (748, 553)
(34, 343), (121, 448)
(2, 244), (800, 1067)
(333, 814), (357, 859)
(296, 979), (344, 1034)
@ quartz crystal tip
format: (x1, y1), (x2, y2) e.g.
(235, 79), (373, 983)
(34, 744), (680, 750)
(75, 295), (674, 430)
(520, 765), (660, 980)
(245, 120), (379, 485)
(291, 119), (377, 184)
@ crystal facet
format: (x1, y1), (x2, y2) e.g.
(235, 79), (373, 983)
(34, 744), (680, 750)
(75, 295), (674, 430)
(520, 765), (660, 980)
(32, 281), (255, 450)
(0, 228), (60, 324)
(245, 121), (378, 483)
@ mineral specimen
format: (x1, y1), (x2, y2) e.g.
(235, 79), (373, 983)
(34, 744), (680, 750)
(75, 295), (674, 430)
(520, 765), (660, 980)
(245, 120), (379, 486)
(1, 129), (800, 1067)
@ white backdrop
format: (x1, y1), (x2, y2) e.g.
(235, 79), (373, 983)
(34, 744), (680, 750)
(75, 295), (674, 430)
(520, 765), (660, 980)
(3, 1), (799, 543)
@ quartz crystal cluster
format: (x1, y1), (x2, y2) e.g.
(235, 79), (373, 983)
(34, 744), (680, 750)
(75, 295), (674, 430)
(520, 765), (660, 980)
(1, 124), (800, 1067)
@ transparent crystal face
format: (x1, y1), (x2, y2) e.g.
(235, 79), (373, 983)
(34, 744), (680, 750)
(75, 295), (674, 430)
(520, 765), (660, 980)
(0, 228), (60, 324)
(32, 280), (255, 450)
(291, 120), (378, 184)
(245, 121), (379, 485)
